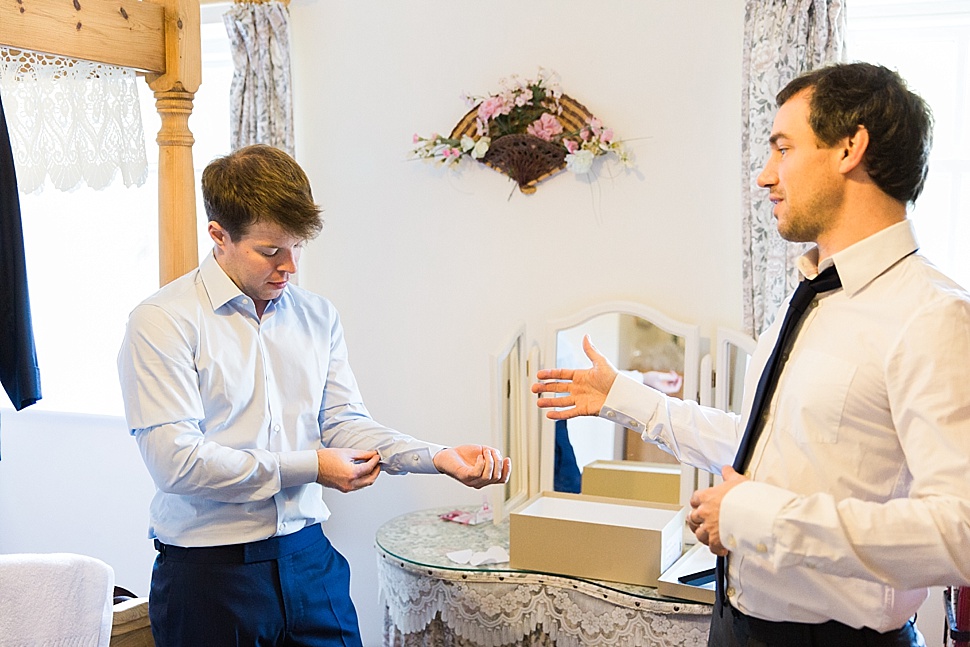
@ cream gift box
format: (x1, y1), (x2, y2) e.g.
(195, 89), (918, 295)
(509, 491), (687, 587)
(580, 460), (682, 505)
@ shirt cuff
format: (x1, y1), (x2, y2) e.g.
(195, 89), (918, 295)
(279, 450), (320, 489)
(600, 372), (665, 435)
(720, 480), (797, 558)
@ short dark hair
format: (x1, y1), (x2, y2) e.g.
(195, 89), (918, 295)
(777, 62), (933, 204)
(201, 144), (323, 241)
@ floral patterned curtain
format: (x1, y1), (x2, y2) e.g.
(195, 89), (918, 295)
(223, 0), (294, 155)
(741, 0), (845, 336)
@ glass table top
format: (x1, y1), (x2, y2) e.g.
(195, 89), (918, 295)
(376, 505), (699, 603)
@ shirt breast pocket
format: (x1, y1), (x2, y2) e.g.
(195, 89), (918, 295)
(776, 349), (856, 444)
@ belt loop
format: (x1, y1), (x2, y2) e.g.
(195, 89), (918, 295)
(153, 539), (166, 554)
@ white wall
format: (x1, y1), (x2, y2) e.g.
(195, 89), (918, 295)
(288, 1), (745, 643)
(0, 410), (157, 596)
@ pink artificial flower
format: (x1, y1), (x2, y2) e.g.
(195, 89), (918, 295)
(564, 139), (579, 154)
(600, 128), (614, 144)
(478, 96), (506, 122)
(526, 113), (564, 142)
(589, 117), (603, 136)
(580, 128), (590, 142)
(441, 148), (452, 158)
(413, 133), (420, 144)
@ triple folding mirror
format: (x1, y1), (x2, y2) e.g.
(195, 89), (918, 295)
(490, 305), (759, 520)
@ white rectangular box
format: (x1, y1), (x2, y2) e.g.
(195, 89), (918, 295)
(509, 492), (686, 587)
(657, 542), (717, 604)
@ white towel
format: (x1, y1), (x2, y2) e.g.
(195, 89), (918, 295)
(0, 553), (114, 647)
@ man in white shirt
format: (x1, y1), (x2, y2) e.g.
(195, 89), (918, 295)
(118, 144), (510, 647)
(533, 63), (970, 646)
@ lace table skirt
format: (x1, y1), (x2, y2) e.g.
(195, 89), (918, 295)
(378, 549), (711, 647)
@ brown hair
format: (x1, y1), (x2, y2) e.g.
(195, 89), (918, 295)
(777, 62), (933, 205)
(201, 144), (323, 240)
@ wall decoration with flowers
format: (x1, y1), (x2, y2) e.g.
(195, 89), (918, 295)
(411, 68), (634, 194)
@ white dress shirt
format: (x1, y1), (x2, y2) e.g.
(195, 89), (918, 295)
(117, 252), (444, 547)
(601, 220), (970, 631)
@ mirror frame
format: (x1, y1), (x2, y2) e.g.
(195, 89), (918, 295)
(538, 300), (702, 506)
(714, 327), (758, 413)
(489, 325), (532, 521)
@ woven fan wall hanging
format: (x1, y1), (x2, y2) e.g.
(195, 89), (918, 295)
(412, 69), (632, 194)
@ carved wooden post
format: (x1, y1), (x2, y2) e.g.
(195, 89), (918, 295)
(146, 0), (201, 286)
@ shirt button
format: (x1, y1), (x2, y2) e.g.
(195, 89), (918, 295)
(630, 421), (639, 428)
(273, 424), (281, 432)
(756, 542), (767, 553)
(727, 536), (737, 549)
(606, 411), (616, 418)
(727, 587), (736, 598)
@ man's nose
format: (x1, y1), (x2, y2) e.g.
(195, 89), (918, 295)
(757, 160), (776, 188)
(278, 252), (297, 274)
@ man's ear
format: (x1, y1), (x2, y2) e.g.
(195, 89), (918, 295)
(208, 221), (229, 249)
(838, 125), (869, 175)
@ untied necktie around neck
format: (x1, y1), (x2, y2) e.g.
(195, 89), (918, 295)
(716, 264), (842, 613)
(732, 264), (843, 473)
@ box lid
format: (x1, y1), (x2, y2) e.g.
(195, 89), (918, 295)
(514, 491), (684, 530)
(657, 542), (716, 604)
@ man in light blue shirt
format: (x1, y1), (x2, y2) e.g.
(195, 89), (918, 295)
(118, 144), (510, 647)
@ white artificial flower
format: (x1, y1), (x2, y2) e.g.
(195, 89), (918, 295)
(471, 137), (491, 159)
(565, 149), (595, 174)
(461, 135), (476, 153)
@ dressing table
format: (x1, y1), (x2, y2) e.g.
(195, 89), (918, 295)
(376, 506), (711, 646)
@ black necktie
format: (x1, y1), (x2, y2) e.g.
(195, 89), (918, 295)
(715, 264), (842, 611)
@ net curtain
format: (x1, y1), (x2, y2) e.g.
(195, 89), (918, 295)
(0, 48), (147, 193)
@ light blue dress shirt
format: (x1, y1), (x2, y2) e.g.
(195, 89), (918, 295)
(118, 252), (444, 547)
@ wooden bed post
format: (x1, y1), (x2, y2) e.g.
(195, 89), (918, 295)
(146, 0), (202, 286)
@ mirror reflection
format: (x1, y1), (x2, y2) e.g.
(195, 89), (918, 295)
(554, 314), (686, 493)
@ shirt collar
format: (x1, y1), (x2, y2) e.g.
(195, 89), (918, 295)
(796, 220), (919, 297)
(199, 251), (245, 311)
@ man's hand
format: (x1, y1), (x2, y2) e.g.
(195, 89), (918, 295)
(531, 335), (619, 420)
(433, 445), (510, 489)
(687, 466), (748, 555)
(316, 448), (381, 493)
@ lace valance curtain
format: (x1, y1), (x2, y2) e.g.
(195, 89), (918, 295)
(223, 0), (294, 155)
(740, 0), (845, 336)
(0, 47), (147, 193)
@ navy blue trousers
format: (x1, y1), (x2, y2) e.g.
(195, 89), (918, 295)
(709, 595), (925, 647)
(149, 524), (362, 647)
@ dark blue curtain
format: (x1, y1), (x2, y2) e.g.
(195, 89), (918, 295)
(0, 89), (42, 458)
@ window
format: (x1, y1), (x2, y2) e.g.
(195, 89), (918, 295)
(15, 6), (233, 416)
(847, 0), (970, 287)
